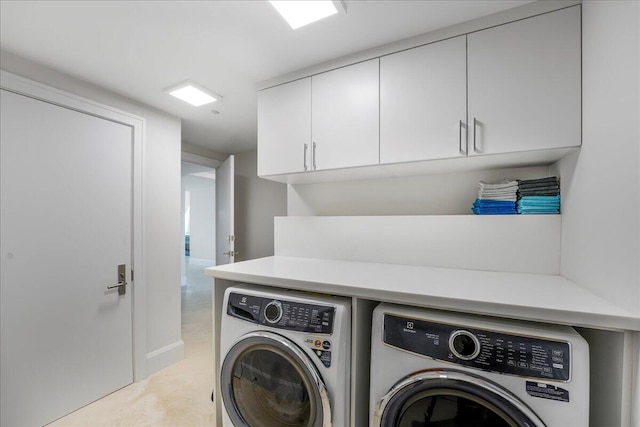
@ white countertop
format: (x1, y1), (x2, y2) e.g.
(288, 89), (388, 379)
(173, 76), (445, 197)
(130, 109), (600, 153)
(205, 256), (640, 331)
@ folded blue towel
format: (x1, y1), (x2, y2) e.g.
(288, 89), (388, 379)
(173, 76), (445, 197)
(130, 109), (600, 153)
(518, 209), (560, 214)
(516, 203), (560, 209)
(516, 194), (560, 214)
(472, 208), (516, 214)
(473, 199), (516, 206)
(472, 199), (516, 215)
(518, 195), (561, 204)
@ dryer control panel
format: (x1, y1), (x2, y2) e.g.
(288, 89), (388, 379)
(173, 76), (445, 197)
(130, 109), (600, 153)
(384, 314), (571, 382)
(227, 292), (335, 335)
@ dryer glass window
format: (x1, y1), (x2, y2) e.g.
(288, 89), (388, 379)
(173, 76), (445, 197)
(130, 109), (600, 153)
(394, 392), (513, 427)
(229, 347), (318, 426)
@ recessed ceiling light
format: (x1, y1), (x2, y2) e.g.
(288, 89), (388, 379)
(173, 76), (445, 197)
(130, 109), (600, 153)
(164, 80), (222, 107)
(269, 1), (345, 30)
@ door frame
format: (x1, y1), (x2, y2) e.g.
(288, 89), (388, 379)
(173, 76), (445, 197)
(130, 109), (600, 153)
(0, 70), (148, 380)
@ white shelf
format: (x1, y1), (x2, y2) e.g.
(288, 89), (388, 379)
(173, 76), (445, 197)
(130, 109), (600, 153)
(206, 256), (640, 331)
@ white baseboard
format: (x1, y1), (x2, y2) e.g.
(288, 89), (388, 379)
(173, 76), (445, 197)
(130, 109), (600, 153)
(145, 340), (185, 376)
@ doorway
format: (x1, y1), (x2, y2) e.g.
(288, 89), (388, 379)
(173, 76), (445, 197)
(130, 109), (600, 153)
(182, 162), (217, 274)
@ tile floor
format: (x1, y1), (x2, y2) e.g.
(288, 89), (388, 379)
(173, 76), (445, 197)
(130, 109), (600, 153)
(48, 258), (216, 427)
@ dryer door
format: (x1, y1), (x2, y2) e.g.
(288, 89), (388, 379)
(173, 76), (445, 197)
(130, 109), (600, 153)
(373, 369), (546, 427)
(221, 331), (331, 427)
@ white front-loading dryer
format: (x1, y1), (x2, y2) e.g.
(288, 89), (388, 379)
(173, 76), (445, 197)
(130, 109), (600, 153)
(220, 284), (351, 427)
(370, 303), (589, 427)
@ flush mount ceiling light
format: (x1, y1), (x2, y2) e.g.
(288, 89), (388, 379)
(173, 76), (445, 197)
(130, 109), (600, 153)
(269, 1), (346, 30)
(164, 80), (222, 107)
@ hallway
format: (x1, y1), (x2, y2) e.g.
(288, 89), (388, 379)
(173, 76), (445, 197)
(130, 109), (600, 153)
(49, 258), (215, 426)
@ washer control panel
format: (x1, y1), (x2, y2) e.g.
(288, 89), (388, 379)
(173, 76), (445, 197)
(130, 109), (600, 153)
(227, 292), (335, 335)
(384, 314), (570, 381)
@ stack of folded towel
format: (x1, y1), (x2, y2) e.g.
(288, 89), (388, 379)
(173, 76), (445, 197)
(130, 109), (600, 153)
(516, 176), (561, 214)
(471, 179), (518, 215)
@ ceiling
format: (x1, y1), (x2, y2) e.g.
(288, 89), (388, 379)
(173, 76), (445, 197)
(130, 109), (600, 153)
(0, 0), (532, 155)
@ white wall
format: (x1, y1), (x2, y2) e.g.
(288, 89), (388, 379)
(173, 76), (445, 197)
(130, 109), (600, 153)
(554, 1), (640, 315)
(182, 141), (227, 163)
(235, 150), (287, 261)
(185, 175), (216, 260)
(288, 165), (552, 216)
(0, 50), (184, 374)
(275, 215), (561, 274)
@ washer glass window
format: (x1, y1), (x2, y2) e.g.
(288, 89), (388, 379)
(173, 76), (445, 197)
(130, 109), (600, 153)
(392, 390), (516, 427)
(376, 371), (544, 427)
(221, 334), (328, 427)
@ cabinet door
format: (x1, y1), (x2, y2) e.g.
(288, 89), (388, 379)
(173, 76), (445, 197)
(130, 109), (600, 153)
(312, 59), (379, 171)
(467, 6), (581, 156)
(380, 36), (467, 164)
(257, 78), (311, 176)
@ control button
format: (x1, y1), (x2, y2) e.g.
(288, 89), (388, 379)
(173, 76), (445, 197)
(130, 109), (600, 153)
(264, 300), (283, 324)
(449, 330), (481, 361)
(518, 362), (529, 369)
(314, 339), (322, 348)
(552, 356), (564, 363)
(553, 363), (564, 369)
(552, 349), (564, 358)
(507, 360), (516, 367)
(322, 340), (331, 350)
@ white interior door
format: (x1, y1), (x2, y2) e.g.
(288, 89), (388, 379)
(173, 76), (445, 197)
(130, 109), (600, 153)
(216, 155), (235, 265)
(0, 89), (134, 426)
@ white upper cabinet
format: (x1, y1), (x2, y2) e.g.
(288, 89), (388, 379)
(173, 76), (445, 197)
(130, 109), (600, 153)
(467, 6), (581, 156)
(380, 36), (467, 164)
(311, 59), (380, 171)
(257, 6), (582, 183)
(257, 77), (311, 176)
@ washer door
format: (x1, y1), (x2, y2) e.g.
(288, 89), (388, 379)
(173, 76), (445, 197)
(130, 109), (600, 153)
(221, 331), (331, 427)
(373, 369), (546, 427)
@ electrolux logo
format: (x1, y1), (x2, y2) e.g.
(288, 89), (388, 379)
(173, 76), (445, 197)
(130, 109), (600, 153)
(403, 321), (417, 334)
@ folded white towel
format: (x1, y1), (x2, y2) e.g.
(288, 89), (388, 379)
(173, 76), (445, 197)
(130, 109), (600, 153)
(478, 179), (519, 190)
(478, 195), (518, 201)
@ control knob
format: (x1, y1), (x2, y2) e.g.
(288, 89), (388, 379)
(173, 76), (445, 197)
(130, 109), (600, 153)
(264, 300), (283, 324)
(449, 330), (481, 360)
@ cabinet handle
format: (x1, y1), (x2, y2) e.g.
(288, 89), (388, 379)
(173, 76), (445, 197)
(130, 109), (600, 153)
(458, 120), (466, 155)
(312, 141), (317, 170)
(303, 143), (308, 171)
(473, 117), (479, 153)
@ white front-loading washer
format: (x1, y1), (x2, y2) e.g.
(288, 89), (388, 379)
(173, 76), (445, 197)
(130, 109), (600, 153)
(370, 303), (589, 427)
(220, 284), (351, 427)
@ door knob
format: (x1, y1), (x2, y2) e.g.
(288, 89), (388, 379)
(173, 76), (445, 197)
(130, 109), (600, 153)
(106, 264), (127, 295)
